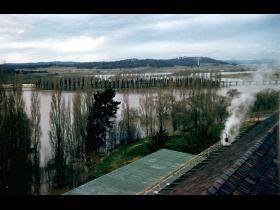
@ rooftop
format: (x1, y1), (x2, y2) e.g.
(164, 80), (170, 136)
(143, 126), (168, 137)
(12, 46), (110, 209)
(64, 149), (194, 195)
(162, 114), (279, 195)
(207, 125), (280, 195)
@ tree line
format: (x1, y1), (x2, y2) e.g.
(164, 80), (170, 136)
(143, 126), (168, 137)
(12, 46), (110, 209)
(0, 73), (121, 193)
(46, 87), (120, 189)
(0, 74), (41, 194)
(35, 74), (221, 91)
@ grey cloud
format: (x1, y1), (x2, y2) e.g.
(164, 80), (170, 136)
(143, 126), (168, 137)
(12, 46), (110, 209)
(0, 14), (279, 62)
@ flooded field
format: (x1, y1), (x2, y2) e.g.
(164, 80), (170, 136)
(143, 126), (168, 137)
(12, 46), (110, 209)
(22, 82), (280, 168)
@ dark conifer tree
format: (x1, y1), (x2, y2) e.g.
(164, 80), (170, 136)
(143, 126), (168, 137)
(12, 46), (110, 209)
(85, 89), (120, 155)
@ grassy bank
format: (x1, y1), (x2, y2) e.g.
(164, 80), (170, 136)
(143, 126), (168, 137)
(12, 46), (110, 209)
(88, 123), (225, 179)
(88, 138), (151, 179)
(87, 119), (262, 180)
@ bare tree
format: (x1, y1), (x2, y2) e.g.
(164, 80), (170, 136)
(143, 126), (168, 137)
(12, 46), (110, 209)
(84, 86), (95, 114)
(49, 90), (67, 187)
(123, 94), (131, 142)
(139, 93), (156, 137)
(119, 93), (139, 145)
(139, 93), (150, 136)
(166, 90), (178, 132)
(72, 91), (86, 160)
(155, 90), (170, 132)
(65, 99), (73, 162)
(30, 89), (42, 194)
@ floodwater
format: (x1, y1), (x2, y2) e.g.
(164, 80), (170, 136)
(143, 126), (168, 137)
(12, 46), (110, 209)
(22, 81), (280, 167)
(23, 88), (160, 167)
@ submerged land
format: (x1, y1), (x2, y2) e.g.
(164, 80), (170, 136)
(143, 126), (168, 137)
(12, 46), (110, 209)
(0, 56), (280, 195)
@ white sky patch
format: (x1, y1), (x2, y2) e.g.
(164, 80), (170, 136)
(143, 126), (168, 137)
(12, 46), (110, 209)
(144, 14), (270, 31)
(1, 53), (37, 63)
(1, 51), (109, 63)
(0, 35), (106, 53)
(52, 36), (105, 52)
(17, 29), (25, 34)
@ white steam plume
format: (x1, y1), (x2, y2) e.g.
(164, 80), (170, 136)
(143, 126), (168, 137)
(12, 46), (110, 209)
(221, 92), (256, 146)
(221, 63), (279, 146)
(249, 64), (276, 81)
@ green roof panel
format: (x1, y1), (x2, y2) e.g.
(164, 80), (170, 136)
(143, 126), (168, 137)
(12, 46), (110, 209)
(64, 149), (194, 195)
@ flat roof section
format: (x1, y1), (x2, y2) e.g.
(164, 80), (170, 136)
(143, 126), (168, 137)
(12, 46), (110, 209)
(64, 149), (194, 195)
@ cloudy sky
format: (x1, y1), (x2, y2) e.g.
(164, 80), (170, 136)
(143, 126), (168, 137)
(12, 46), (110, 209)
(0, 14), (279, 63)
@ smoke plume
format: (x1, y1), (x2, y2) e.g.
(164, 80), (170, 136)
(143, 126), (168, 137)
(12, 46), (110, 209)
(221, 92), (256, 145)
(250, 64), (276, 81)
(221, 64), (280, 146)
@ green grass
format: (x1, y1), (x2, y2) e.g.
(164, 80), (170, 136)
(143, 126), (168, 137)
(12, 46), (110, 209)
(88, 126), (221, 179)
(164, 134), (188, 153)
(88, 131), (201, 179)
(88, 121), (257, 181)
(165, 123), (225, 154)
(88, 138), (152, 179)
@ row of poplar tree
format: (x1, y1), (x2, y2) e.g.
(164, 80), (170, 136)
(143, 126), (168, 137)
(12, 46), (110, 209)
(0, 75), (40, 194)
(0, 73), (121, 194)
(48, 87), (120, 189)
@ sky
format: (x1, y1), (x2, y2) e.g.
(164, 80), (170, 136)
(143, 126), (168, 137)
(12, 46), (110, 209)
(0, 14), (279, 63)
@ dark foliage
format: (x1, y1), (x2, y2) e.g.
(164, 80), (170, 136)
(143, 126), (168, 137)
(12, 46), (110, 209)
(150, 129), (169, 152)
(85, 89), (120, 154)
(0, 84), (32, 194)
(252, 89), (278, 112)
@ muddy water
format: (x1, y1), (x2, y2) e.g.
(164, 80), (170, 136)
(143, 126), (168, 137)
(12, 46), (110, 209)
(22, 83), (280, 168)
(22, 88), (160, 167)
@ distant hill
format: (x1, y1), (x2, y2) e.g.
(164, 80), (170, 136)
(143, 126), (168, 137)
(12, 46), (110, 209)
(0, 57), (228, 72)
